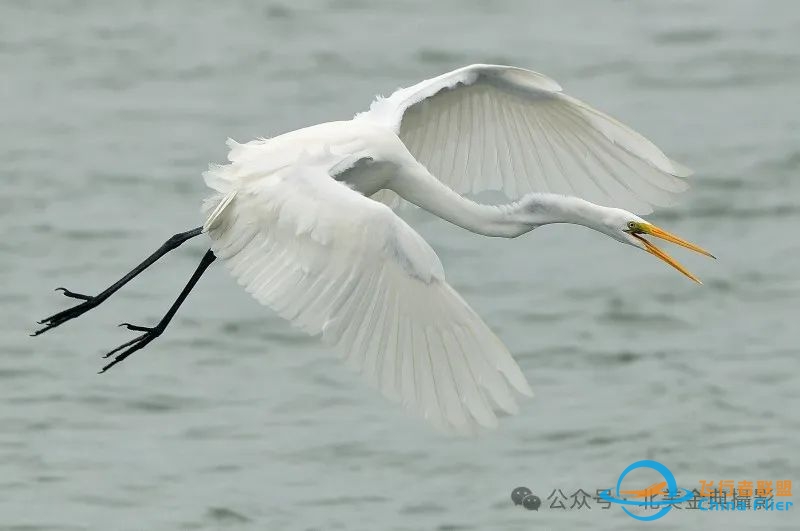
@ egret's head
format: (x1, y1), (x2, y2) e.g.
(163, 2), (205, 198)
(602, 210), (715, 283)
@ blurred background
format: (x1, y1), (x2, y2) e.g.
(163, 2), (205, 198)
(2, 0), (799, 529)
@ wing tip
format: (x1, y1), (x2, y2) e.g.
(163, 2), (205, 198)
(517, 380), (535, 399)
(669, 158), (694, 179)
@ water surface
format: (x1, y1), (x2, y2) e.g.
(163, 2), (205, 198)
(2, 1), (799, 529)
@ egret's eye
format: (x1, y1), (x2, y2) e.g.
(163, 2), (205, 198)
(627, 221), (637, 230)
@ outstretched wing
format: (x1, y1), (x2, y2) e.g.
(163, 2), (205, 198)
(356, 64), (691, 214)
(203, 160), (531, 434)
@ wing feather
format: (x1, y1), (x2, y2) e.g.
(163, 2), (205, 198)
(357, 64), (690, 214)
(204, 161), (531, 434)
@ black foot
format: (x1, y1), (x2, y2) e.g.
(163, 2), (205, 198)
(32, 288), (103, 336)
(99, 324), (163, 373)
(55, 287), (93, 300)
(118, 322), (153, 332)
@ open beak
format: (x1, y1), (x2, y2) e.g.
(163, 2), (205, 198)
(631, 224), (715, 284)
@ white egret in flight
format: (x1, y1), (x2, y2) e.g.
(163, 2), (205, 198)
(35, 65), (714, 434)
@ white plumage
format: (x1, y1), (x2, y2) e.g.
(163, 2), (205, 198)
(201, 64), (709, 434)
(204, 162), (530, 435)
(356, 64), (690, 214)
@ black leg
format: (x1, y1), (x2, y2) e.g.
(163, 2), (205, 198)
(33, 227), (203, 336)
(99, 249), (216, 373)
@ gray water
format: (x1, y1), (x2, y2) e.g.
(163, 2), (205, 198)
(3, 1), (800, 530)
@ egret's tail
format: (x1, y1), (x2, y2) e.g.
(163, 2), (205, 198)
(202, 191), (237, 233)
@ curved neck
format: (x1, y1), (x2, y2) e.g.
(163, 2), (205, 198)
(392, 165), (609, 238)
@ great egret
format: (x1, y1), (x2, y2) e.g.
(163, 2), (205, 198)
(35, 64), (713, 434)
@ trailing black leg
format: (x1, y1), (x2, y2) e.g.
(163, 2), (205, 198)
(99, 249), (216, 373)
(33, 227), (203, 336)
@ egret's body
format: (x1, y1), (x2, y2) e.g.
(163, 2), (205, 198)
(35, 65), (714, 435)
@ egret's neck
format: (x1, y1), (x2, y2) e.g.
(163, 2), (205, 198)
(392, 165), (612, 238)
(514, 193), (612, 231)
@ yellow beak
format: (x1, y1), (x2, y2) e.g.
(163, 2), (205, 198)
(631, 224), (715, 284)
